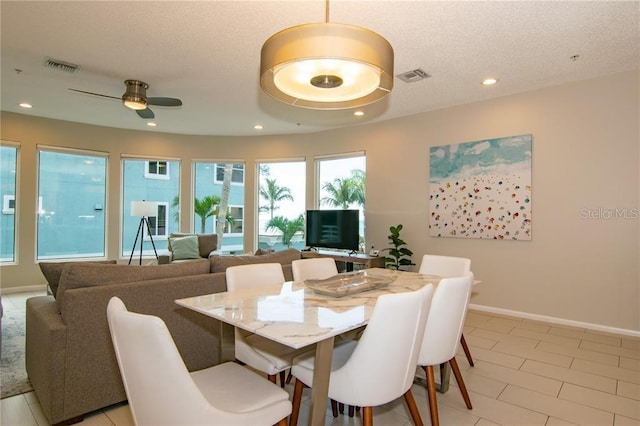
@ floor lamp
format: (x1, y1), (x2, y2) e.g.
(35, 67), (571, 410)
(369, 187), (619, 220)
(129, 200), (159, 265)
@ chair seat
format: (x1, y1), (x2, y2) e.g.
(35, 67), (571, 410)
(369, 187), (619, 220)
(288, 285), (435, 426)
(106, 297), (291, 426)
(236, 331), (307, 374)
(191, 362), (291, 419)
(291, 339), (357, 387)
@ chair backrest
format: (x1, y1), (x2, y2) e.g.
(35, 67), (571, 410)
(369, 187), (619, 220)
(106, 297), (217, 425)
(417, 273), (474, 366)
(225, 263), (285, 292)
(418, 254), (471, 277)
(330, 283), (434, 407)
(292, 257), (339, 281)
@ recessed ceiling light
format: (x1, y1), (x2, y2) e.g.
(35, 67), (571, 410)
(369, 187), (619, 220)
(19, 102), (32, 108)
(353, 111), (365, 116)
(146, 122), (157, 127)
(254, 124), (263, 130)
(482, 78), (498, 86)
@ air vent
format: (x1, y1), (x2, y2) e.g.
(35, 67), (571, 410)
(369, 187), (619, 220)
(396, 68), (430, 83)
(44, 58), (80, 73)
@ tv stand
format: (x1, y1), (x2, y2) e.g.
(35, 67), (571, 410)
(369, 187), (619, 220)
(300, 250), (386, 272)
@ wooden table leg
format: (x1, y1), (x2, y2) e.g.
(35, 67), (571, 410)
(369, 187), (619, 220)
(309, 337), (335, 426)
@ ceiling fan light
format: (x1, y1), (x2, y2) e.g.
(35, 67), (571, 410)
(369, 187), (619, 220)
(260, 22), (394, 110)
(123, 98), (148, 110)
(122, 80), (149, 110)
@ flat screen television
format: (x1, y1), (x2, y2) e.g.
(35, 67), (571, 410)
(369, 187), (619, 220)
(305, 209), (360, 252)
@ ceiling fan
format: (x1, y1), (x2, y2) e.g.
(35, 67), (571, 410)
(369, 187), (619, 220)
(69, 80), (182, 119)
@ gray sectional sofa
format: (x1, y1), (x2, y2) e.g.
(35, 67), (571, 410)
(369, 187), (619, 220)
(27, 248), (302, 425)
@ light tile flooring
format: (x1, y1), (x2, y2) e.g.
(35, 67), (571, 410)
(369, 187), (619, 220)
(1, 291), (639, 425)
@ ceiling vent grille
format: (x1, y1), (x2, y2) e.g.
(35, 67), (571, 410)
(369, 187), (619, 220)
(44, 58), (80, 73)
(396, 68), (430, 83)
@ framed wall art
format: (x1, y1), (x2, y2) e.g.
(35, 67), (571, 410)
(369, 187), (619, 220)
(429, 134), (532, 240)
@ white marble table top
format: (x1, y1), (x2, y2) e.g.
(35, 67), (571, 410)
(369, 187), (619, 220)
(175, 268), (441, 349)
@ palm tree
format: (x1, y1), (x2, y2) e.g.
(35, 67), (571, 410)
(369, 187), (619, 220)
(195, 195), (221, 233)
(321, 169), (366, 209)
(171, 194), (234, 234)
(260, 178), (294, 219)
(266, 215), (305, 247)
(216, 164), (233, 247)
(350, 169), (366, 206)
(171, 195), (180, 223)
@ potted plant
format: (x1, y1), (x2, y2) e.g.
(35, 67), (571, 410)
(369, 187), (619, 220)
(382, 224), (415, 270)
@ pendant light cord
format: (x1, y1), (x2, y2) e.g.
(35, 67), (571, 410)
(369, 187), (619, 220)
(325, 0), (330, 23)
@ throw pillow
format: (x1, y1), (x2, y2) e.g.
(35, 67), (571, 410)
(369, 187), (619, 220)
(39, 260), (117, 297)
(169, 235), (200, 260)
(168, 233), (217, 258)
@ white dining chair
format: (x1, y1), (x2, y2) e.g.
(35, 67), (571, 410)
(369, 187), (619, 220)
(292, 257), (339, 281)
(293, 256), (358, 417)
(106, 297), (291, 426)
(418, 254), (475, 366)
(289, 283), (435, 426)
(226, 263), (306, 387)
(416, 274), (474, 426)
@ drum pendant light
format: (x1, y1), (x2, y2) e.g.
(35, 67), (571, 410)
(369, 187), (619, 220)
(260, 0), (394, 110)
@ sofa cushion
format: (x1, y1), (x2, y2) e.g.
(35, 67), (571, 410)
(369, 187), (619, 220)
(39, 260), (117, 297)
(56, 259), (210, 312)
(168, 233), (217, 258)
(169, 235), (200, 260)
(209, 248), (301, 273)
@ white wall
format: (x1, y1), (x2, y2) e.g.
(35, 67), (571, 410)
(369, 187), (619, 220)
(1, 70), (638, 332)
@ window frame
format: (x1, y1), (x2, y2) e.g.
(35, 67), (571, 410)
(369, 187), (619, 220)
(256, 158), (307, 251)
(36, 145), (108, 260)
(0, 142), (19, 263)
(314, 152), (367, 252)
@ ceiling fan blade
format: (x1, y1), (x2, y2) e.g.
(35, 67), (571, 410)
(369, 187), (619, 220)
(147, 97), (182, 107)
(68, 88), (120, 100)
(136, 108), (155, 119)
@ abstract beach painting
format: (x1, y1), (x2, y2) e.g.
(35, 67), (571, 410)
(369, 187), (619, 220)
(429, 134), (532, 240)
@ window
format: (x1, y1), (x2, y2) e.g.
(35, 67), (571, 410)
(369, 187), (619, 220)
(257, 160), (306, 251)
(193, 161), (245, 253)
(144, 160), (169, 180)
(215, 205), (244, 234)
(1, 144), (18, 262)
(37, 148), (107, 259)
(214, 163), (244, 185)
(316, 153), (366, 251)
(2, 195), (15, 214)
(122, 158), (180, 257)
(147, 202), (168, 237)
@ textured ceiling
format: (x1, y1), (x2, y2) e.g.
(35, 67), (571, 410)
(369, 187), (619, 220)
(1, 1), (638, 136)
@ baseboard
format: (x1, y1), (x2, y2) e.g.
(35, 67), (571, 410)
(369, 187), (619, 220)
(469, 303), (640, 338)
(0, 284), (47, 295)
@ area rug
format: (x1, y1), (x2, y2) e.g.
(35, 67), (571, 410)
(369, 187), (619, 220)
(1, 303), (33, 399)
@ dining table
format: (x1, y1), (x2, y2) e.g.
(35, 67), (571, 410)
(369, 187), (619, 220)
(175, 267), (443, 426)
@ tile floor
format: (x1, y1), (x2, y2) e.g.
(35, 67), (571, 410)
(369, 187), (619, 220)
(1, 291), (639, 426)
